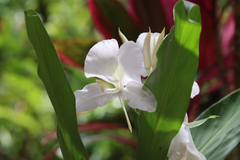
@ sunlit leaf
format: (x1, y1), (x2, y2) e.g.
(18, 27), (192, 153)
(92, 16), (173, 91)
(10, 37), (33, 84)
(136, 1), (201, 159)
(191, 89), (240, 160)
(25, 9), (88, 160)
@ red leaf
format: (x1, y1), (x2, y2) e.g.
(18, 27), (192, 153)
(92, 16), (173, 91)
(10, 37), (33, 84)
(88, 0), (117, 39)
(220, 12), (235, 55)
(57, 51), (83, 70)
(108, 135), (137, 147)
(189, 0), (218, 70)
(88, 0), (141, 42)
(127, 0), (174, 32)
(159, 0), (178, 30)
(52, 38), (97, 70)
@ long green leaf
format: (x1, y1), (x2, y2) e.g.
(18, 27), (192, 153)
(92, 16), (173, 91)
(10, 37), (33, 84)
(25, 10), (88, 160)
(191, 89), (240, 160)
(136, 1), (201, 159)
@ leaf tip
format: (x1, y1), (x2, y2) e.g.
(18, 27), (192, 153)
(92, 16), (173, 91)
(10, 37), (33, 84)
(25, 9), (38, 17)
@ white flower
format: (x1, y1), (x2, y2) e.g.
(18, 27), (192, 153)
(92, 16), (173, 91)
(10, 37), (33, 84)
(119, 29), (200, 98)
(136, 28), (165, 76)
(119, 28), (165, 77)
(74, 39), (157, 132)
(167, 114), (206, 160)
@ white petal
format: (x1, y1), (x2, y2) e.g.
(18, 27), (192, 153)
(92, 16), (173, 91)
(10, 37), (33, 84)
(151, 32), (161, 38)
(121, 81), (157, 112)
(74, 83), (116, 111)
(136, 32), (148, 49)
(147, 32), (160, 58)
(150, 33), (160, 54)
(136, 32), (160, 51)
(141, 61), (148, 77)
(167, 114), (206, 160)
(136, 31), (162, 76)
(191, 81), (200, 98)
(84, 39), (119, 86)
(118, 41), (143, 85)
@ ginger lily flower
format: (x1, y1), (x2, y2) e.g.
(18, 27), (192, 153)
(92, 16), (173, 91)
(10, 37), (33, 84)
(135, 30), (200, 98)
(167, 114), (206, 160)
(119, 29), (200, 98)
(136, 28), (165, 76)
(74, 39), (157, 132)
(119, 28), (165, 77)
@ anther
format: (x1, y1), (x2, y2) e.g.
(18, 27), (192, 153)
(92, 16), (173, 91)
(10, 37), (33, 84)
(96, 79), (105, 92)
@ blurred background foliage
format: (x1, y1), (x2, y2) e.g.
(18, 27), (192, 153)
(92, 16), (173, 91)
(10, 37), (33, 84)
(0, 0), (135, 159)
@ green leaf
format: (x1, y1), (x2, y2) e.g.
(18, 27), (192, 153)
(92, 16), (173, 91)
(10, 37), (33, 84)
(136, 1), (201, 159)
(189, 115), (219, 128)
(191, 89), (240, 160)
(25, 10), (88, 160)
(132, 109), (140, 136)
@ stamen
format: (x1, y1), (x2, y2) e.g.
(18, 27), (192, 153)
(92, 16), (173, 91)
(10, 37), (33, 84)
(152, 27), (165, 71)
(119, 95), (132, 133)
(143, 28), (152, 76)
(96, 79), (105, 92)
(118, 28), (128, 43)
(96, 79), (120, 94)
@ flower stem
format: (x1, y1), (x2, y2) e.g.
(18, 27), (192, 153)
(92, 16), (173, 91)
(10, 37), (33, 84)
(119, 95), (132, 133)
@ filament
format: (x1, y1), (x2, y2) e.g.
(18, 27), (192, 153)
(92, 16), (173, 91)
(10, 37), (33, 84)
(119, 95), (132, 133)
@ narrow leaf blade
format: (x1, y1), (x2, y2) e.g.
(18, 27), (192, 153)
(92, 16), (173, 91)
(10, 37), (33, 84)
(25, 10), (88, 160)
(189, 115), (219, 128)
(136, 1), (201, 159)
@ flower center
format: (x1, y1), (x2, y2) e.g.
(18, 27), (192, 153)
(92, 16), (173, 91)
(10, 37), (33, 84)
(116, 81), (123, 91)
(96, 79), (132, 133)
(96, 79), (122, 94)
